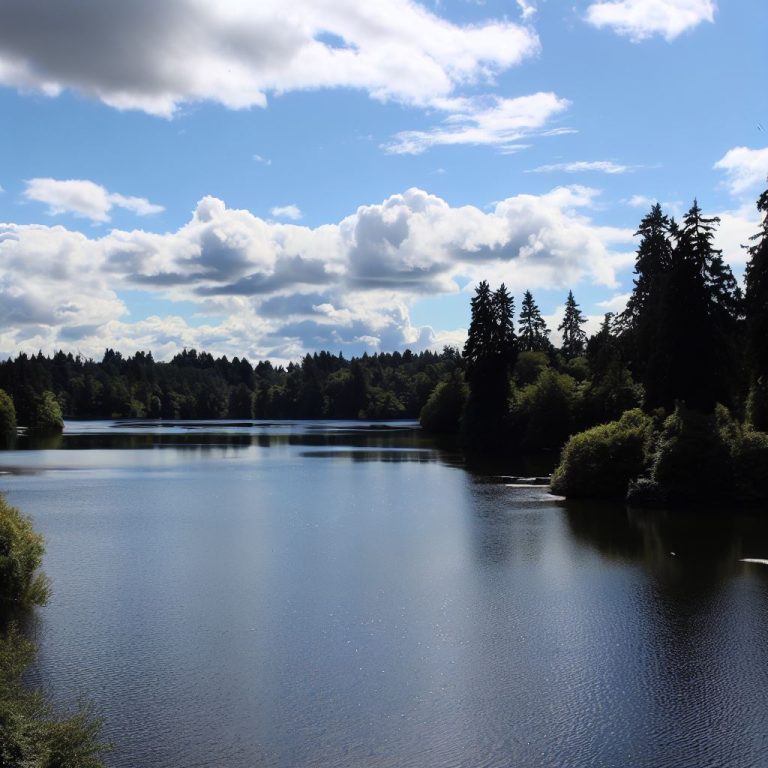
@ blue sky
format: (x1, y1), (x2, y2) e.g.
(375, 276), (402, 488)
(1, 0), (766, 362)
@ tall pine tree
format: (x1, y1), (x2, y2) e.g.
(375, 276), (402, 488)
(461, 281), (516, 450)
(642, 201), (742, 411)
(518, 290), (551, 352)
(558, 291), (587, 359)
(744, 183), (768, 428)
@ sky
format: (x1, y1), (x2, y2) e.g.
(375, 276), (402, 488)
(1, 0), (767, 364)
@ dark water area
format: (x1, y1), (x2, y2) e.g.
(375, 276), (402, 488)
(2, 420), (768, 767)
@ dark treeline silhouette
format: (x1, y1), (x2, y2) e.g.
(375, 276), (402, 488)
(549, 186), (768, 504)
(416, 184), (768, 505)
(0, 346), (460, 425)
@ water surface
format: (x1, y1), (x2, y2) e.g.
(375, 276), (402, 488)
(2, 420), (768, 767)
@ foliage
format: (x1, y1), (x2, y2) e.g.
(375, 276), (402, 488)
(514, 369), (578, 451)
(744, 184), (768, 413)
(518, 290), (551, 352)
(557, 290), (587, 359)
(0, 494), (50, 609)
(0, 500), (107, 766)
(620, 200), (744, 413)
(419, 372), (468, 434)
(0, 389), (16, 447)
(512, 351), (550, 387)
(746, 379), (768, 432)
(732, 429), (768, 503)
(29, 391), (64, 435)
(0, 625), (108, 767)
(461, 282), (518, 451)
(631, 404), (735, 505)
(551, 409), (653, 498)
(0, 348), (459, 423)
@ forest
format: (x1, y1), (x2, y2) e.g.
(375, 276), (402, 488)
(1, 185), (767, 503)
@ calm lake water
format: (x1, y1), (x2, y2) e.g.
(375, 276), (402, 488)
(2, 420), (768, 767)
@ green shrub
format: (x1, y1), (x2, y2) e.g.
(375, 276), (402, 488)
(579, 363), (643, 427)
(0, 494), (50, 609)
(646, 404), (735, 504)
(420, 373), (468, 434)
(0, 626), (107, 767)
(732, 429), (768, 503)
(746, 379), (768, 432)
(0, 389), (17, 447)
(29, 391), (64, 436)
(551, 409), (653, 498)
(516, 370), (578, 451)
(512, 351), (549, 387)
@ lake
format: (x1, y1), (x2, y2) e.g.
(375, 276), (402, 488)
(2, 420), (768, 767)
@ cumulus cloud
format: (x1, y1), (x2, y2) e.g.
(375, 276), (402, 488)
(714, 147), (768, 196)
(585, 0), (716, 41)
(270, 204), (303, 221)
(529, 160), (637, 174)
(713, 202), (761, 268)
(253, 154), (272, 165)
(386, 92), (570, 154)
(23, 178), (164, 223)
(1, 186), (638, 360)
(0, 0), (540, 117)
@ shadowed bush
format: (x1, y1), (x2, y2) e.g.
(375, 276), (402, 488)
(420, 373), (468, 435)
(1, 496), (107, 766)
(516, 370), (578, 451)
(639, 405), (735, 505)
(0, 389), (16, 447)
(551, 409), (653, 498)
(733, 430), (768, 503)
(0, 626), (108, 768)
(0, 494), (50, 609)
(29, 391), (64, 436)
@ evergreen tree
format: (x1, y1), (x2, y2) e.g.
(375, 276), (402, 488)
(558, 291), (587, 359)
(744, 183), (768, 428)
(518, 290), (551, 352)
(617, 204), (673, 379)
(491, 283), (517, 366)
(642, 201), (742, 412)
(621, 204), (673, 327)
(0, 388), (17, 447)
(460, 281), (515, 450)
(463, 280), (495, 379)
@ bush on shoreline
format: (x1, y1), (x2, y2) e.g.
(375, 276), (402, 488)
(29, 391), (64, 436)
(0, 494), (50, 609)
(554, 403), (768, 506)
(0, 495), (108, 766)
(0, 389), (16, 447)
(550, 409), (653, 498)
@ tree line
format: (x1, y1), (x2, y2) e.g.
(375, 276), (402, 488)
(0, 346), (462, 434)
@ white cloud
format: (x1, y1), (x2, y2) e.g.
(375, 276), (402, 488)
(270, 204), (303, 221)
(385, 92), (570, 154)
(23, 178), (164, 223)
(253, 154), (272, 165)
(0, 0), (539, 117)
(626, 194), (654, 208)
(543, 304), (604, 347)
(713, 202), (761, 268)
(516, 0), (538, 21)
(0, 186), (638, 361)
(714, 146), (768, 196)
(596, 292), (631, 313)
(585, 0), (716, 41)
(529, 160), (636, 174)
